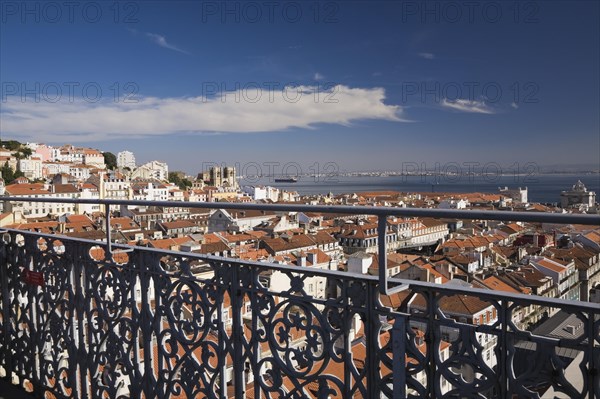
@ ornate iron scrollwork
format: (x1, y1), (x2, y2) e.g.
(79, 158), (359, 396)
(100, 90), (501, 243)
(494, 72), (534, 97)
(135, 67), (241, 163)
(0, 230), (598, 398)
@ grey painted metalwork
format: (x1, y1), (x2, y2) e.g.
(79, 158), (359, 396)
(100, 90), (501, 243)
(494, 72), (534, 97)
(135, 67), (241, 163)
(0, 198), (598, 398)
(0, 229), (599, 398)
(3, 196), (600, 225)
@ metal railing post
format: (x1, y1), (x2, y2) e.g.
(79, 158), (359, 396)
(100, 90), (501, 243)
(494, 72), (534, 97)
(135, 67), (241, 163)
(392, 314), (407, 399)
(500, 299), (509, 399)
(104, 203), (112, 256)
(427, 291), (436, 398)
(588, 310), (597, 399)
(231, 264), (245, 398)
(0, 231), (13, 383)
(72, 240), (88, 399)
(366, 282), (379, 397)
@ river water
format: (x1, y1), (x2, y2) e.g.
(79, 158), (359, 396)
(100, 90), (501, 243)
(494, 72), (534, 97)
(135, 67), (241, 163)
(239, 173), (600, 204)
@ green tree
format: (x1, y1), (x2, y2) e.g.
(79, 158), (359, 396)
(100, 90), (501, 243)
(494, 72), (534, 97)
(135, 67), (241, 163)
(1, 162), (14, 182)
(103, 152), (117, 170)
(169, 172), (192, 190)
(0, 162), (24, 183)
(168, 172), (182, 186)
(20, 147), (32, 157)
(11, 147), (31, 160)
(180, 178), (192, 189)
(0, 140), (22, 151)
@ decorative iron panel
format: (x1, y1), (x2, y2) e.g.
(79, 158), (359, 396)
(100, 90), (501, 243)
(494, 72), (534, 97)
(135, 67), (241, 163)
(0, 229), (598, 398)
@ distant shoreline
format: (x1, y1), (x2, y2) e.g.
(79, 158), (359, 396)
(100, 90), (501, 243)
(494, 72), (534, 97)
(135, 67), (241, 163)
(238, 173), (599, 204)
(238, 171), (600, 179)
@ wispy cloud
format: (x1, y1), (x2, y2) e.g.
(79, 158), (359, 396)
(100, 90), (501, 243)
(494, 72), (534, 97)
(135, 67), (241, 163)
(511, 102), (519, 109)
(314, 72), (325, 81)
(441, 98), (496, 114)
(1, 86), (405, 142)
(145, 32), (190, 54)
(418, 52), (435, 60)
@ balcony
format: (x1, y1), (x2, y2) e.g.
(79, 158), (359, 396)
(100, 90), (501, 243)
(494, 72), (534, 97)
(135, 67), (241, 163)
(0, 197), (599, 398)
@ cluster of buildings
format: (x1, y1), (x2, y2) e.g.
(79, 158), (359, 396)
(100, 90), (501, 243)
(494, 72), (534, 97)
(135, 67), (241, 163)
(1, 143), (105, 180)
(0, 143), (276, 221)
(0, 143), (169, 184)
(1, 141), (599, 397)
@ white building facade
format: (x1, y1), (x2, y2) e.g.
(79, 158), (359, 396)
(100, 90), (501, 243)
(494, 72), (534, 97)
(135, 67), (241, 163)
(117, 151), (136, 169)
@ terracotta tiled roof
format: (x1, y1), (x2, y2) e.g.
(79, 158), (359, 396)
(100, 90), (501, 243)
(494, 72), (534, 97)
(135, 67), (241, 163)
(500, 266), (550, 288)
(66, 214), (92, 223)
(308, 231), (337, 245)
(148, 236), (191, 250)
(411, 289), (493, 316)
(5, 183), (50, 195)
(160, 220), (197, 229)
(583, 230), (600, 245)
(262, 234), (318, 254)
(52, 183), (79, 193)
(7, 221), (58, 233)
(543, 246), (598, 270)
(534, 258), (568, 273)
(198, 240), (230, 254)
(483, 276), (531, 294)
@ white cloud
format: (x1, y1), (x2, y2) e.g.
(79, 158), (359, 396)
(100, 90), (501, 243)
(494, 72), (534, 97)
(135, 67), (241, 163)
(145, 32), (190, 54)
(314, 72), (325, 81)
(511, 102), (519, 109)
(1, 85), (404, 142)
(418, 52), (435, 60)
(441, 98), (496, 114)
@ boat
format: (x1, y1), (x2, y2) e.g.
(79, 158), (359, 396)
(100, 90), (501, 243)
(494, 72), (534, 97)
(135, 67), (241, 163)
(274, 177), (298, 183)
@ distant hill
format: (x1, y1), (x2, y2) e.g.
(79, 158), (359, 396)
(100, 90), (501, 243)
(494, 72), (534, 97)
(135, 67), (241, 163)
(538, 164), (600, 174)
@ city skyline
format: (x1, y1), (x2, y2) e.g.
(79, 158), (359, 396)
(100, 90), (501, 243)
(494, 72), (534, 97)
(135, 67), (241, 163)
(1, 1), (599, 172)
(1, 3), (600, 397)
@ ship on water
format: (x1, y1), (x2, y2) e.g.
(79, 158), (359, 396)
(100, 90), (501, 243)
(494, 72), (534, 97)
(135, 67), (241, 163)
(274, 177), (298, 183)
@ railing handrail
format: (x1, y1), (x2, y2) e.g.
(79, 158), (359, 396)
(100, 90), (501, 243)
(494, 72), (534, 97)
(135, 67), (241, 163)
(4, 227), (600, 314)
(3, 196), (600, 225)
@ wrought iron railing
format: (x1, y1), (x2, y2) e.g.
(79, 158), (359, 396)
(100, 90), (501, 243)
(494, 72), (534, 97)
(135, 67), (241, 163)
(0, 197), (599, 398)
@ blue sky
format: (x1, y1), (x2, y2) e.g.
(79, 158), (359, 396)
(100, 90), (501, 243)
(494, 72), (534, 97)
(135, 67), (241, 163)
(1, 0), (598, 174)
